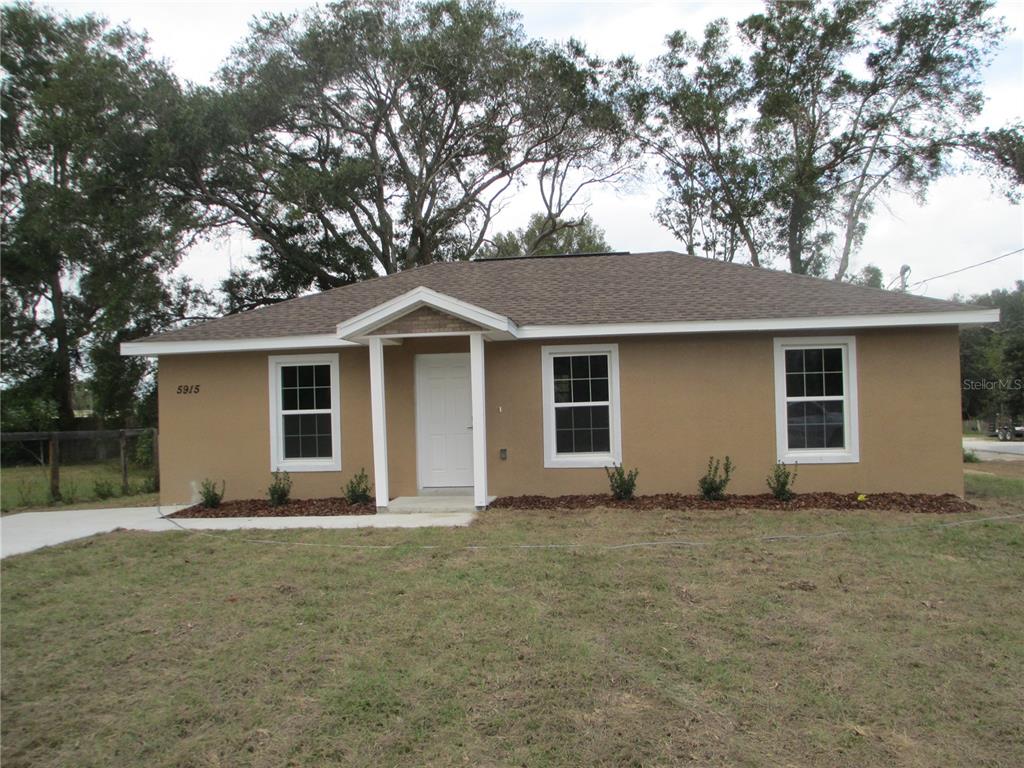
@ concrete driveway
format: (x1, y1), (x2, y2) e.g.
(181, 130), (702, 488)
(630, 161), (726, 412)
(963, 437), (1024, 461)
(1, 505), (475, 558)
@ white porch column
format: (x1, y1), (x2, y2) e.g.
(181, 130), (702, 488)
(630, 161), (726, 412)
(368, 336), (389, 510)
(470, 332), (489, 509)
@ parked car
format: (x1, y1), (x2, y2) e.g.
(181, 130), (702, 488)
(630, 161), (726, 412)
(996, 423), (1024, 441)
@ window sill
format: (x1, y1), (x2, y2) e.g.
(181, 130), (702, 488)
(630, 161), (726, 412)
(778, 450), (859, 465)
(274, 458), (341, 473)
(544, 453), (620, 469)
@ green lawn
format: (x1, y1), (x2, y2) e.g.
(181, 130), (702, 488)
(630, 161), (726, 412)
(3, 503), (1023, 767)
(0, 461), (158, 513)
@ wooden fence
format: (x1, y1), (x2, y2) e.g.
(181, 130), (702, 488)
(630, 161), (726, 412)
(0, 428), (158, 502)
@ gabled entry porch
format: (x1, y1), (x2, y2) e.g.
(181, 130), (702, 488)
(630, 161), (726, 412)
(336, 287), (517, 511)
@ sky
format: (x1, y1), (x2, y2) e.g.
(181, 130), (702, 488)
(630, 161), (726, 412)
(45, 0), (1024, 300)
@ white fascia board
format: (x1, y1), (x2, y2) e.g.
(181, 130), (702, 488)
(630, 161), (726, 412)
(515, 309), (999, 339)
(335, 286), (517, 339)
(120, 334), (355, 357)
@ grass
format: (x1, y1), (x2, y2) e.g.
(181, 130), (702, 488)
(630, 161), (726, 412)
(3, 502), (1023, 767)
(0, 461), (158, 514)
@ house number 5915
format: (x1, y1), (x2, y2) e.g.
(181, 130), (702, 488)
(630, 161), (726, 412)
(176, 384), (201, 395)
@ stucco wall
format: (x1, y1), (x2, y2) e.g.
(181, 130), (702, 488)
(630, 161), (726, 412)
(156, 327), (963, 504)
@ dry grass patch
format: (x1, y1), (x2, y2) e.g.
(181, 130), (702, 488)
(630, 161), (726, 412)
(2, 503), (1023, 767)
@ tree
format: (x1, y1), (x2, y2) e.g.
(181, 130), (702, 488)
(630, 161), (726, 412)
(627, 0), (1022, 276)
(959, 281), (1024, 420)
(481, 213), (611, 259)
(1, 3), (204, 428)
(163, 0), (630, 306)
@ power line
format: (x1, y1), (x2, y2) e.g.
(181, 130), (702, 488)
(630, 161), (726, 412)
(909, 246), (1024, 288)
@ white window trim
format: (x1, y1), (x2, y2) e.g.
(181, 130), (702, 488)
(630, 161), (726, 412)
(773, 336), (859, 465)
(541, 343), (622, 469)
(268, 353), (342, 472)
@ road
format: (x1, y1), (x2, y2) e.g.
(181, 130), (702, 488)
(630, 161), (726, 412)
(963, 438), (1024, 461)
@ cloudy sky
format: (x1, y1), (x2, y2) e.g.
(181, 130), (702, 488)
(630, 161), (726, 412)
(48, 0), (1024, 299)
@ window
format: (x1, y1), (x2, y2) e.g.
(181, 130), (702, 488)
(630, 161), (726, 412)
(268, 353), (341, 472)
(773, 337), (859, 464)
(542, 344), (622, 468)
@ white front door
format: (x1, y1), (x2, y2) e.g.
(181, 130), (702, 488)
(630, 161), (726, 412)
(415, 353), (474, 488)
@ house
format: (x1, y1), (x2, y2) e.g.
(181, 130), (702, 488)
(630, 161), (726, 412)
(122, 251), (997, 508)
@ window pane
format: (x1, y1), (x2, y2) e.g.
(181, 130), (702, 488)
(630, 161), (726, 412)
(282, 388), (298, 411)
(556, 430), (574, 453)
(590, 378), (609, 402)
(788, 426), (806, 449)
(591, 405), (609, 429)
(592, 428), (610, 452)
(571, 379), (590, 402)
(805, 424), (825, 448)
(571, 356), (590, 378)
(298, 366), (314, 386)
(574, 429), (593, 452)
(315, 413), (331, 434)
(786, 373), (804, 398)
(553, 357), (571, 380)
(284, 435), (300, 458)
(572, 406), (592, 428)
(589, 355), (608, 378)
(823, 348), (843, 372)
(314, 365), (330, 386)
(555, 408), (572, 429)
(295, 388), (312, 410)
(314, 386), (331, 410)
(317, 435), (333, 456)
(785, 349), (804, 374)
(824, 372), (842, 397)
(805, 349), (823, 372)
(282, 366), (298, 387)
(554, 380), (571, 403)
(299, 413), (317, 433)
(283, 414), (302, 436)
(805, 373), (824, 397)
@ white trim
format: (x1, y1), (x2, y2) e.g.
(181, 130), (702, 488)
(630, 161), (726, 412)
(368, 336), (389, 509)
(267, 353), (342, 473)
(541, 343), (623, 469)
(335, 286), (517, 340)
(470, 333), (489, 508)
(517, 309), (999, 339)
(122, 335), (354, 356)
(773, 336), (860, 465)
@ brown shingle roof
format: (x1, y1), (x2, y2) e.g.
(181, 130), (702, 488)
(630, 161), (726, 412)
(143, 251), (979, 342)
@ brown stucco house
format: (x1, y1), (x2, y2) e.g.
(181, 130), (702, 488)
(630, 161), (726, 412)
(122, 251), (997, 509)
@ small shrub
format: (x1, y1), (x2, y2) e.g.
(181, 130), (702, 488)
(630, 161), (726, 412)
(605, 464), (639, 501)
(268, 470), (292, 506)
(766, 461), (798, 501)
(963, 448), (981, 463)
(698, 456), (733, 501)
(93, 478), (117, 500)
(134, 476), (157, 495)
(61, 479), (80, 505)
(198, 478), (225, 508)
(344, 468), (372, 504)
(134, 430), (155, 468)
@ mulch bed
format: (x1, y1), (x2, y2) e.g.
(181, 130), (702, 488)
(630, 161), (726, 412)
(169, 497), (375, 518)
(490, 492), (976, 514)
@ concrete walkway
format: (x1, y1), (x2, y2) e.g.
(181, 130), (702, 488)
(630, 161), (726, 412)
(1, 505), (476, 559)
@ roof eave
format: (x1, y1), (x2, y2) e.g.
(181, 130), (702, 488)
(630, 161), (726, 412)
(121, 308), (998, 356)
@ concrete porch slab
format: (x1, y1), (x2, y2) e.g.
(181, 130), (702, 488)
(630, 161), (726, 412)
(387, 495), (494, 514)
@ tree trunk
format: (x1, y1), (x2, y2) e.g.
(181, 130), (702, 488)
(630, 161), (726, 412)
(786, 194), (810, 274)
(50, 269), (76, 430)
